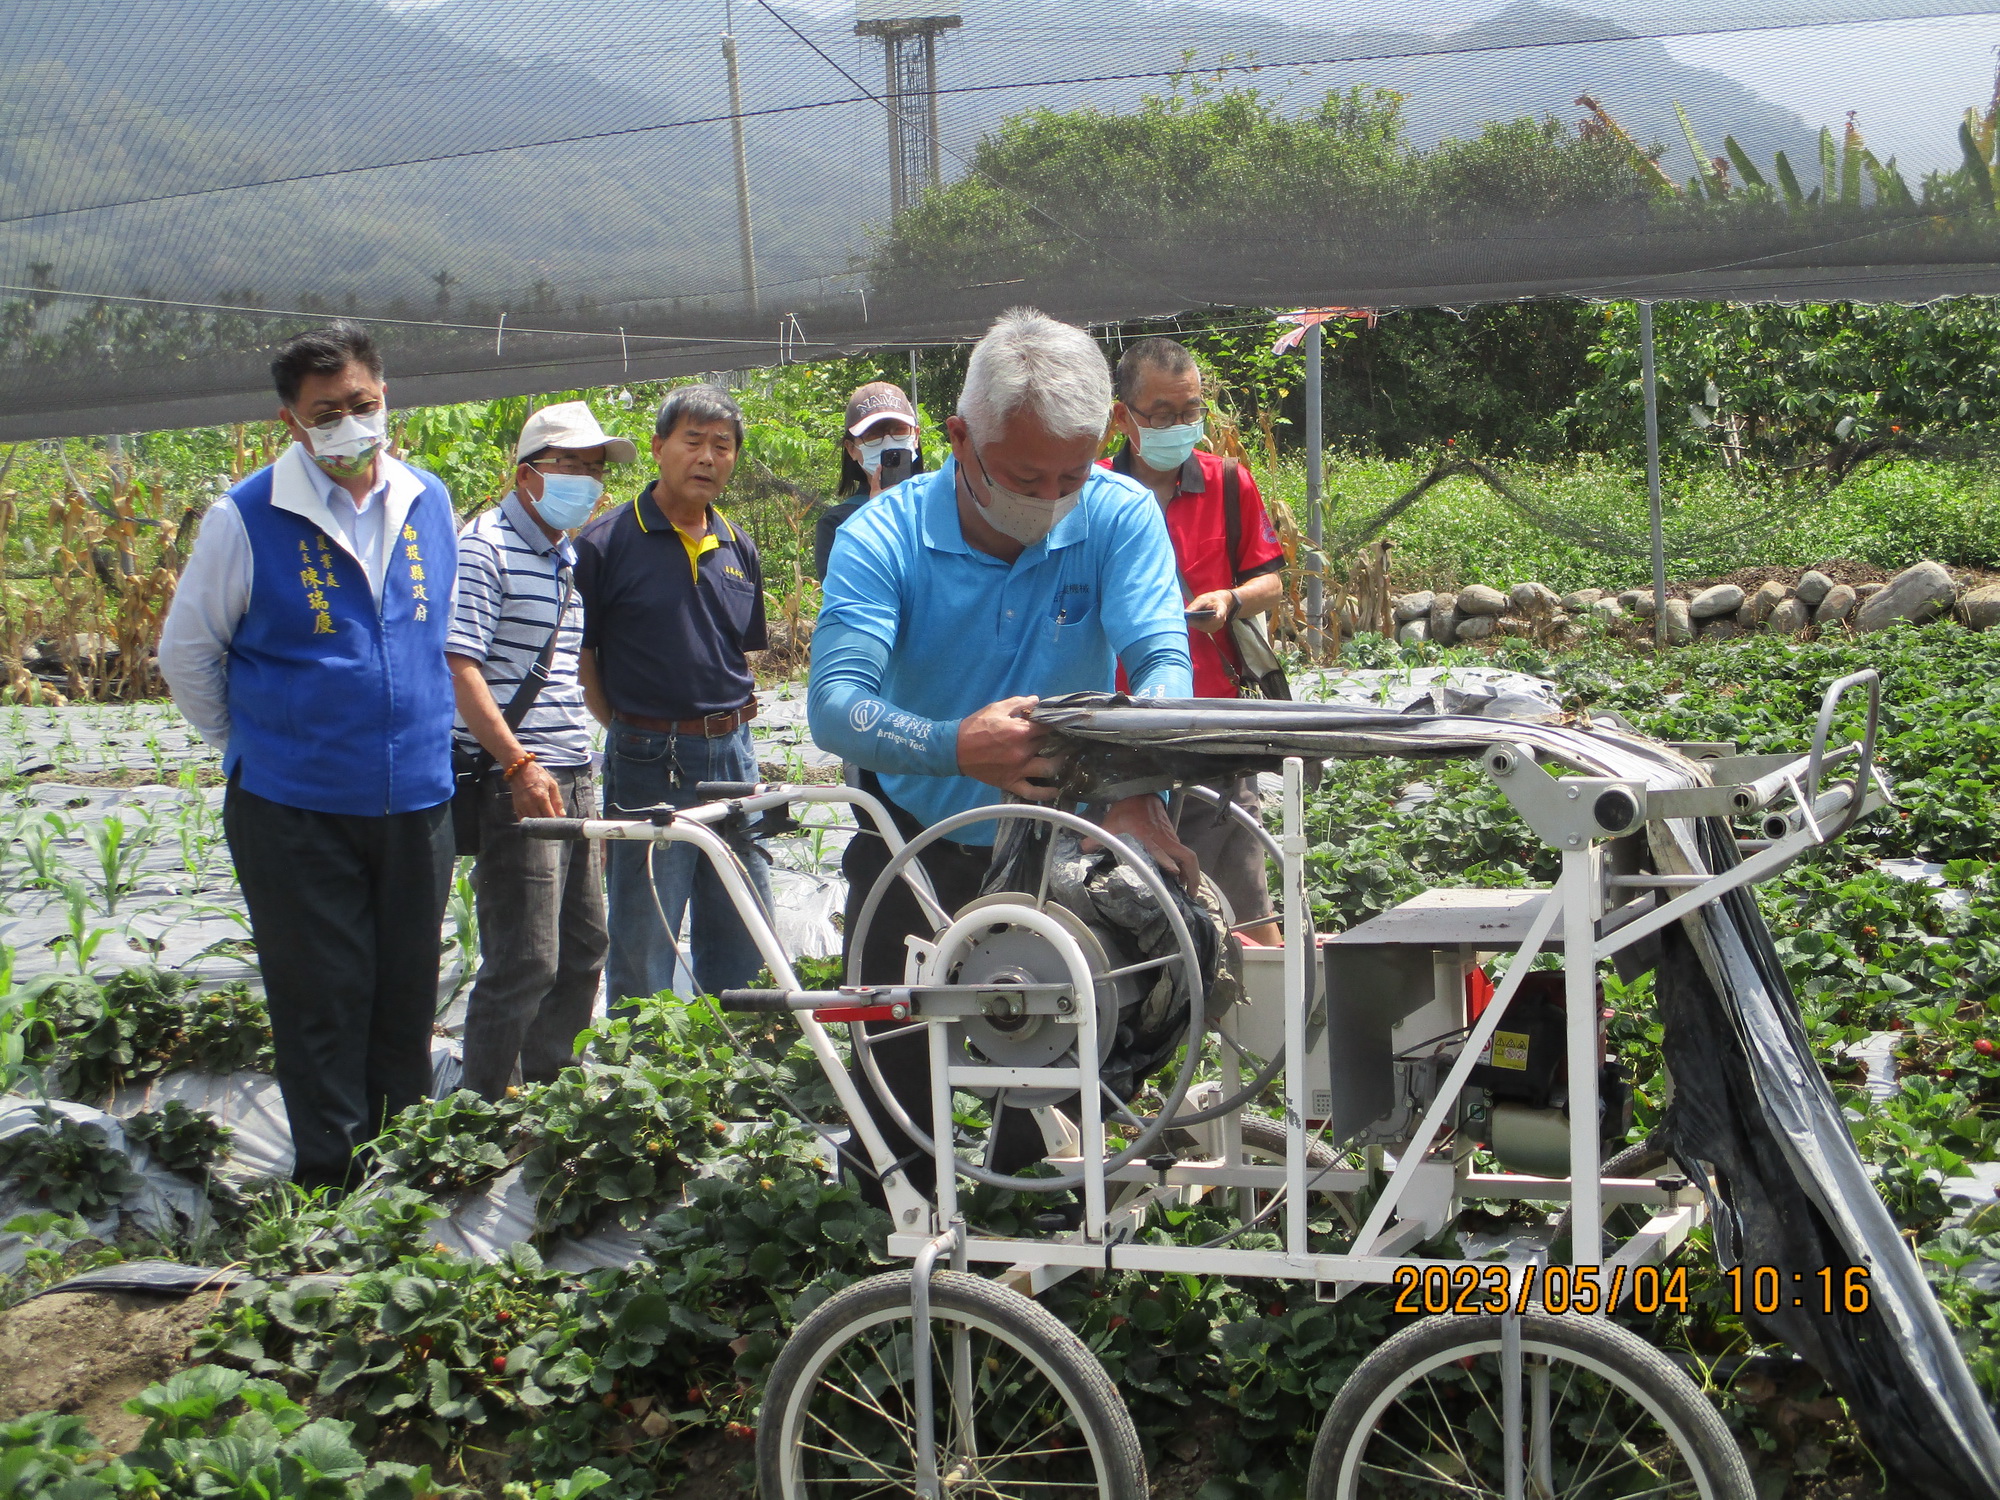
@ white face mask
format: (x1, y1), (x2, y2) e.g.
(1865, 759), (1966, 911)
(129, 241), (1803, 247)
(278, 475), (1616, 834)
(302, 408), (387, 460)
(968, 452), (1081, 546)
(858, 434), (917, 475)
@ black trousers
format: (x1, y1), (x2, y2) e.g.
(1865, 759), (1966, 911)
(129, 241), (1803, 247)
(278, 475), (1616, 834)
(224, 781), (454, 1192)
(840, 775), (1054, 1205)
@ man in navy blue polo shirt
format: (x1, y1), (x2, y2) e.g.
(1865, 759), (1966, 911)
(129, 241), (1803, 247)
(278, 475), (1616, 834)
(575, 384), (772, 1006)
(809, 307), (1194, 1198)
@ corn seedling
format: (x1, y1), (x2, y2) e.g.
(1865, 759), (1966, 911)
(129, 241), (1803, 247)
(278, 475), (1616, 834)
(51, 880), (119, 976)
(83, 808), (152, 915)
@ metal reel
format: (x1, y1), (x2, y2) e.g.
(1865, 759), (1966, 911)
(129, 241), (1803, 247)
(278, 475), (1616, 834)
(938, 893), (1137, 1107)
(845, 802), (1208, 1195)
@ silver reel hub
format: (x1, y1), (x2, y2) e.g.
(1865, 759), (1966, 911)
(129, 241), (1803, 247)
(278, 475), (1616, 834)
(933, 894), (1137, 1107)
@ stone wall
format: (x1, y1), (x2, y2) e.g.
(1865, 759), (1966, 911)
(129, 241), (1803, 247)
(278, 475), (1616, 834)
(1391, 561), (2000, 650)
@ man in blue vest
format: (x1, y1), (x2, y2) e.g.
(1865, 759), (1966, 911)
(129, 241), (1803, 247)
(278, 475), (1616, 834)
(160, 322), (458, 1194)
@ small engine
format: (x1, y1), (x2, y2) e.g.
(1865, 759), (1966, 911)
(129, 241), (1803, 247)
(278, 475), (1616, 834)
(1462, 972), (1631, 1178)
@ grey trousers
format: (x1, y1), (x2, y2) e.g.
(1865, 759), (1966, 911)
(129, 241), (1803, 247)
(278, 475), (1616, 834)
(459, 765), (608, 1099)
(1177, 773), (1275, 926)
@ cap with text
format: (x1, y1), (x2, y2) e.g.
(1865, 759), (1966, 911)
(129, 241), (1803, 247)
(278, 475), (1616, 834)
(844, 383), (919, 438)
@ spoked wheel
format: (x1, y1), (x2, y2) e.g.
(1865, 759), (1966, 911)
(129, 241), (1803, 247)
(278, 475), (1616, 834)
(1306, 1313), (1752, 1500)
(759, 1268), (1147, 1500)
(1232, 1114), (1358, 1232)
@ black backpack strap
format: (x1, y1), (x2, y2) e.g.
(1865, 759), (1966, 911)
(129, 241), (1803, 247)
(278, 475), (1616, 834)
(1223, 458), (1242, 582)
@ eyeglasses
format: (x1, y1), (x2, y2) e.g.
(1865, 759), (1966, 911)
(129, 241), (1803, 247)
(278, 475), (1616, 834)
(297, 400), (383, 432)
(534, 456), (609, 479)
(1130, 403), (1206, 430)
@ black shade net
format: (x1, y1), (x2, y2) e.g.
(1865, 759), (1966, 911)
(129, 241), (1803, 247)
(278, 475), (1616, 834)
(5, 0), (2000, 438)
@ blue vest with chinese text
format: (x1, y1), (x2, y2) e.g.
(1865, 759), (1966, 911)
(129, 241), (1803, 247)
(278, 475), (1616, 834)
(224, 463), (456, 816)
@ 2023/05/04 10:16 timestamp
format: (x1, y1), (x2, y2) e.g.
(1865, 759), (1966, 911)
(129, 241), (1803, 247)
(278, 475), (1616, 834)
(1390, 1263), (1873, 1316)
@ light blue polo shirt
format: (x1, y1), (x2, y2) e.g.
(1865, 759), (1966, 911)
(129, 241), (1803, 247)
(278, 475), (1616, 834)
(818, 455), (1187, 839)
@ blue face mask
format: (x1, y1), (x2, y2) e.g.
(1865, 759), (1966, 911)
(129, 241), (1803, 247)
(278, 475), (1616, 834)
(531, 472), (602, 530)
(1134, 419), (1203, 473)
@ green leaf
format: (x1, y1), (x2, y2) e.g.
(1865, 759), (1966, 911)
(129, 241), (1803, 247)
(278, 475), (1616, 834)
(612, 1293), (674, 1343)
(284, 1418), (368, 1478)
(1961, 121), (1996, 209)
(1722, 135), (1767, 190)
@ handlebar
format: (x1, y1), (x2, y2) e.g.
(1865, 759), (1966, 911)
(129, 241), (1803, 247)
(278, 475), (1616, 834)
(695, 781), (764, 799)
(518, 818), (593, 839)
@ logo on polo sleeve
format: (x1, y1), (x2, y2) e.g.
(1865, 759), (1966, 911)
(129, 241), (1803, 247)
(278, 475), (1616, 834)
(850, 699), (885, 733)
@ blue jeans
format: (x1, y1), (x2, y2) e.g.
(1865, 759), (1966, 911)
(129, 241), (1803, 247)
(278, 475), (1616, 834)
(602, 721), (774, 1006)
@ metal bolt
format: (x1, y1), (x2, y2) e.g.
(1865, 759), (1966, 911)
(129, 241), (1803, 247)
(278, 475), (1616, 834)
(1056, 996), (1074, 1013)
(902, 1208), (918, 1224)
(890, 1003), (908, 1020)
(1566, 833), (1582, 846)
(1564, 785), (1579, 800)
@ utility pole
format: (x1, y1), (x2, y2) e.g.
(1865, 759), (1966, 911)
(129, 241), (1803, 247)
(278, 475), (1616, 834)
(855, 2), (962, 216)
(1305, 320), (1326, 659)
(722, 9), (759, 317)
(1640, 303), (1667, 648)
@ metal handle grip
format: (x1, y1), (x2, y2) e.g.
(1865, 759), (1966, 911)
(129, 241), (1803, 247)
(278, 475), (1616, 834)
(517, 817), (592, 839)
(715, 989), (799, 1011)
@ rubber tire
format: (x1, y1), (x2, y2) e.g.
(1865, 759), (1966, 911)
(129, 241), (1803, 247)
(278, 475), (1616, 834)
(1306, 1312), (1753, 1500)
(1234, 1114), (1357, 1229)
(1549, 1141), (1682, 1258)
(758, 1268), (1148, 1500)
(1236, 1113), (1341, 1171)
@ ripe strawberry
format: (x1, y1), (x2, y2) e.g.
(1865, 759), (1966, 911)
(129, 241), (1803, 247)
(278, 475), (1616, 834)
(1975, 1039), (1995, 1057)
(492, 1356), (507, 1373)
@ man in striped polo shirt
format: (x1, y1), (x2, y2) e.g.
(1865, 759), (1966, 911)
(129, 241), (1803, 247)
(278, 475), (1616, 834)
(447, 403), (633, 1098)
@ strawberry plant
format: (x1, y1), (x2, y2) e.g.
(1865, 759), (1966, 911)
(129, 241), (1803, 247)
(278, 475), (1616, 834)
(7, 968), (273, 1103)
(125, 1099), (233, 1177)
(0, 1104), (143, 1214)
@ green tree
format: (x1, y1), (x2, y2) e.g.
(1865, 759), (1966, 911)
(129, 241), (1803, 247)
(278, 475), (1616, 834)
(1566, 299), (2000, 485)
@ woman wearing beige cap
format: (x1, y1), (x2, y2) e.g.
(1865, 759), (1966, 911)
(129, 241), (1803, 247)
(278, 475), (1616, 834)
(814, 381), (922, 579)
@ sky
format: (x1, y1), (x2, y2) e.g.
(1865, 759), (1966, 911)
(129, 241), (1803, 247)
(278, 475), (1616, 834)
(1662, 12), (2000, 176)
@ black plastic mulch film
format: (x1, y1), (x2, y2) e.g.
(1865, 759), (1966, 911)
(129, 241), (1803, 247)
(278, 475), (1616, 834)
(5, 0), (2000, 438)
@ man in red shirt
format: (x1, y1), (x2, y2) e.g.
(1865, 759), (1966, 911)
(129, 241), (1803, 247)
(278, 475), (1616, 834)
(1103, 337), (1286, 944)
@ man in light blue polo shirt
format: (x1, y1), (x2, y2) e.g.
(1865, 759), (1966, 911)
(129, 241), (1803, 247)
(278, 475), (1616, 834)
(808, 307), (1193, 1201)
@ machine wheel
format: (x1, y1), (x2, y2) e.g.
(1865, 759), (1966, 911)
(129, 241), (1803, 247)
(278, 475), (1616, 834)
(1233, 1114), (1358, 1231)
(1306, 1312), (1753, 1500)
(1549, 1142), (1688, 1261)
(759, 1268), (1147, 1500)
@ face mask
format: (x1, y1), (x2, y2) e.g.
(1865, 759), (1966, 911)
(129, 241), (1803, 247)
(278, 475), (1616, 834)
(531, 472), (603, 530)
(298, 409), (387, 479)
(1133, 419), (1203, 473)
(969, 453), (1080, 546)
(858, 434), (918, 475)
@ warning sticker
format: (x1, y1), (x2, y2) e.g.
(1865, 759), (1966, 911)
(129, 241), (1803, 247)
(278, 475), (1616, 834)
(1486, 1031), (1531, 1071)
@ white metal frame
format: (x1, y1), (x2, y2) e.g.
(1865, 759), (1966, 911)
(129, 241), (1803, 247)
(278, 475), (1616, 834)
(536, 672), (1886, 1310)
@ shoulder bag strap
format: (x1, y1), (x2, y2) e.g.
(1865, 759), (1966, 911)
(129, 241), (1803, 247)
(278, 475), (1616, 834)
(1223, 458), (1242, 581)
(501, 563), (574, 732)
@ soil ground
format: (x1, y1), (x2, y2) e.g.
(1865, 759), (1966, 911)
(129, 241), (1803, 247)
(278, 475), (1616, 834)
(0, 1289), (216, 1452)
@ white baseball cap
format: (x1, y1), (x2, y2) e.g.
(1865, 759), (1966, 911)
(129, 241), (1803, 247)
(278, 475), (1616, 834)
(514, 401), (638, 465)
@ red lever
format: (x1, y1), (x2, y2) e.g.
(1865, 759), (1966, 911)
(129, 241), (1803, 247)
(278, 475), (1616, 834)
(812, 1004), (909, 1022)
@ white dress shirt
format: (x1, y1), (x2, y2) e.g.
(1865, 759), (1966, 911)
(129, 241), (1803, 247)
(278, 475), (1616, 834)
(158, 443), (435, 750)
